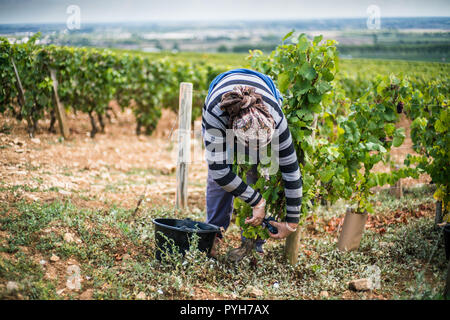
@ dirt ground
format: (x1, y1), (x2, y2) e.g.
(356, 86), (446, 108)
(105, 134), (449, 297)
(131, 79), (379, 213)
(0, 105), (207, 213)
(1, 106), (442, 301)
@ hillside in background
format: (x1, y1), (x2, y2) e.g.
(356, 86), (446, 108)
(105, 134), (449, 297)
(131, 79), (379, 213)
(1, 17), (449, 62)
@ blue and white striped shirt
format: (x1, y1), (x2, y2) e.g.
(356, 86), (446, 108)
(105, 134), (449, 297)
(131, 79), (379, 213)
(202, 70), (302, 223)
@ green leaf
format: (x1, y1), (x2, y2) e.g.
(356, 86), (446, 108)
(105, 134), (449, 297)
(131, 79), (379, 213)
(320, 166), (335, 183)
(384, 123), (396, 136)
(392, 128), (406, 147)
(294, 78), (312, 95)
(299, 62), (316, 80)
(322, 69), (334, 82)
(434, 119), (446, 133)
(411, 117), (427, 130)
(313, 35), (323, 45)
(307, 92), (322, 104)
(278, 72), (290, 93)
(297, 34), (309, 52)
(296, 109), (314, 121)
(383, 109), (397, 122)
(316, 80), (332, 94)
(282, 30), (294, 42)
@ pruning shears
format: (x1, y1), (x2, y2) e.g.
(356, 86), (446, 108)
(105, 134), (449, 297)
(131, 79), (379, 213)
(262, 216), (278, 234)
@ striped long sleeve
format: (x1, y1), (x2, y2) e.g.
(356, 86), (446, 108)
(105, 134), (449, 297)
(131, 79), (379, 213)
(203, 72), (303, 223)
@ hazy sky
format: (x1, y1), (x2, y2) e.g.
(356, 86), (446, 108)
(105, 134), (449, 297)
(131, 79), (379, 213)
(0, 0), (449, 23)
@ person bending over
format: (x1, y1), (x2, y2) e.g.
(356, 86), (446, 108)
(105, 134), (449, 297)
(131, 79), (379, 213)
(202, 68), (302, 260)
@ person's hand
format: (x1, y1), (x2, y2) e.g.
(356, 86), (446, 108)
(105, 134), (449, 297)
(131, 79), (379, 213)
(268, 221), (298, 239)
(245, 198), (266, 226)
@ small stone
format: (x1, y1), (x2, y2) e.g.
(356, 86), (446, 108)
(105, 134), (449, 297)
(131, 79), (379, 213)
(320, 291), (329, 298)
(6, 281), (19, 293)
(50, 254), (60, 262)
(161, 164), (176, 175)
(136, 292), (146, 300)
(379, 241), (394, 249)
(79, 289), (93, 300)
(58, 190), (71, 196)
(66, 265), (82, 291)
(23, 193), (39, 202)
(341, 289), (354, 299)
(66, 264), (81, 275)
(248, 286), (263, 297)
(18, 246), (29, 253)
(348, 278), (373, 291)
(39, 260), (47, 266)
(273, 282), (279, 289)
(30, 138), (41, 144)
(64, 233), (75, 243)
(13, 138), (24, 146)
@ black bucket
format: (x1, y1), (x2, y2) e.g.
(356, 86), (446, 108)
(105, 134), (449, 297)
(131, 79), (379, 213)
(152, 218), (220, 261)
(444, 224), (450, 261)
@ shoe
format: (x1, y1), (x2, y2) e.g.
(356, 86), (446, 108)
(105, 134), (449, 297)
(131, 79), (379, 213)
(209, 236), (221, 258)
(255, 242), (264, 256)
(226, 238), (256, 262)
(240, 233), (265, 256)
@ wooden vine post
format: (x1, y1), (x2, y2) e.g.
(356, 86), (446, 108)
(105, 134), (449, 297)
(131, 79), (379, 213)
(445, 260), (450, 299)
(10, 57), (33, 137)
(391, 179), (403, 199)
(284, 114), (319, 265)
(284, 221), (303, 265)
(49, 68), (70, 139)
(390, 164), (403, 199)
(175, 82), (193, 210)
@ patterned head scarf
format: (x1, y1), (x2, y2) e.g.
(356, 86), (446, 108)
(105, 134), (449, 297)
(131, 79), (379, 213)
(220, 86), (275, 149)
